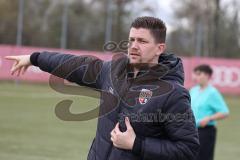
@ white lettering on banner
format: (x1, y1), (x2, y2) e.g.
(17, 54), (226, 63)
(211, 65), (240, 87)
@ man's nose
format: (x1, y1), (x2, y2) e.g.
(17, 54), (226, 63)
(129, 41), (139, 50)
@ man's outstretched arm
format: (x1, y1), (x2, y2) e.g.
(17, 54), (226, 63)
(5, 51), (104, 89)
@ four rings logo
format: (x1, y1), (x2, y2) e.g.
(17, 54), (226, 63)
(211, 65), (240, 87)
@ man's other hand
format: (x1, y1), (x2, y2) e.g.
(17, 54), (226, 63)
(110, 117), (136, 150)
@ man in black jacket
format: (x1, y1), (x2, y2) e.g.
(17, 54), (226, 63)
(5, 16), (199, 160)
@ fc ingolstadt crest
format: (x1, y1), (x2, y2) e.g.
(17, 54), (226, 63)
(139, 89), (153, 105)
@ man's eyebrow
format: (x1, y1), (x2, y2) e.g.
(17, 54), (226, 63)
(137, 38), (148, 41)
(129, 37), (148, 41)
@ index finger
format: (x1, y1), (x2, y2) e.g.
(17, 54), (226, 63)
(4, 56), (18, 61)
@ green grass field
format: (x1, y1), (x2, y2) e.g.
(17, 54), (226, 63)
(0, 81), (239, 160)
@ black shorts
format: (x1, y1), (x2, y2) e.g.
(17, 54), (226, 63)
(197, 126), (217, 160)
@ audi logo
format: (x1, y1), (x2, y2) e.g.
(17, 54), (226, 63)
(211, 65), (240, 87)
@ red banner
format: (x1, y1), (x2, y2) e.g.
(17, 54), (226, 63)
(1, 45), (240, 95)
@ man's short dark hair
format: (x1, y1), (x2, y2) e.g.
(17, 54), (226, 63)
(131, 16), (167, 43)
(194, 64), (213, 76)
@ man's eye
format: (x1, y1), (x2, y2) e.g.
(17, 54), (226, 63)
(139, 40), (147, 43)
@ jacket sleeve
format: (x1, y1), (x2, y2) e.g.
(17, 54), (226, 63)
(134, 87), (200, 160)
(30, 51), (104, 89)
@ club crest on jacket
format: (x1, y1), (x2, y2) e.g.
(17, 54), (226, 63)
(139, 88), (153, 105)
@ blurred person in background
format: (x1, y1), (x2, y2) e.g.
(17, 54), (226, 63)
(190, 64), (230, 160)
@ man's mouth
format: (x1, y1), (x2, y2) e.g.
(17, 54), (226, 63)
(130, 52), (140, 56)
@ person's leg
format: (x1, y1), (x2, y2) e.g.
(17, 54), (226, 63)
(209, 127), (217, 160)
(196, 126), (217, 160)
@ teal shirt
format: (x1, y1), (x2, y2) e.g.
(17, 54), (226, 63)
(190, 84), (229, 127)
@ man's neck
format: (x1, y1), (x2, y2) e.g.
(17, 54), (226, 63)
(130, 57), (159, 78)
(132, 63), (158, 78)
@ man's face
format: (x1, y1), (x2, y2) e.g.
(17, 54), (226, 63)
(128, 28), (165, 64)
(192, 71), (210, 85)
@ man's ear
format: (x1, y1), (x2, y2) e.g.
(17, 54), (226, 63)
(156, 43), (166, 56)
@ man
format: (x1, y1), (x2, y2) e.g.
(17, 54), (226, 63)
(190, 64), (229, 160)
(5, 16), (199, 160)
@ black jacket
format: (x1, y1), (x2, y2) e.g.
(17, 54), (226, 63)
(30, 52), (200, 160)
